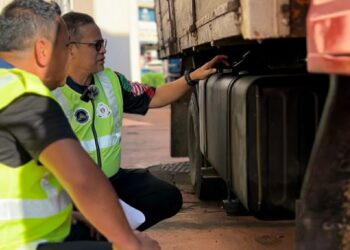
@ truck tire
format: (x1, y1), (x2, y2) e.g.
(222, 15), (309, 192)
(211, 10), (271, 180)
(188, 93), (227, 200)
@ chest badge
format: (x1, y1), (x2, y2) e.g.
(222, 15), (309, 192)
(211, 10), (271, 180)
(74, 108), (90, 124)
(97, 102), (112, 119)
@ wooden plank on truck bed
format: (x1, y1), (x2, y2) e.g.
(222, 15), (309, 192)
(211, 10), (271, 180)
(176, 0), (234, 40)
(197, 0), (232, 19)
(187, 9), (241, 50)
(156, 0), (177, 57)
(156, 0), (307, 58)
(177, 0), (242, 53)
(174, 0), (193, 44)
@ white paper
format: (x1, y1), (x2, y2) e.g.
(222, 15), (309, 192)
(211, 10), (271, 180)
(119, 199), (145, 229)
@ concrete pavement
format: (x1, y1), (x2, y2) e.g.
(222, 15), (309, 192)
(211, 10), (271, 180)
(122, 106), (188, 169)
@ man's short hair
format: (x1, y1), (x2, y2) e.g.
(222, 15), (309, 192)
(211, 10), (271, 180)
(62, 12), (95, 42)
(0, 0), (61, 52)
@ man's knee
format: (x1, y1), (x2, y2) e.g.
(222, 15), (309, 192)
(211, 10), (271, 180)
(165, 184), (183, 217)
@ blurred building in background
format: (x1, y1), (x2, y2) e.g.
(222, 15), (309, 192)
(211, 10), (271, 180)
(138, 0), (164, 77)
(0, 0), (164, 82)
(70, 0), (141, 81)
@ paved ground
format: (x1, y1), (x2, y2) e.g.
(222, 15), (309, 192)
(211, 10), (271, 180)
(122, 107), (294, 250)
(122, 106), (188, 169)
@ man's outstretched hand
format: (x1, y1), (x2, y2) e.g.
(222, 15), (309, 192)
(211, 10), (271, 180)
(191, 55), (229, 80)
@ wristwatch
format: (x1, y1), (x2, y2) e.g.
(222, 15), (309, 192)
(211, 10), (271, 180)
(184, 69), (199, 86)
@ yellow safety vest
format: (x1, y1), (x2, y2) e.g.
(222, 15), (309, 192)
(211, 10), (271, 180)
(53, 68), (124, 177)
(0, 68), (72, 250)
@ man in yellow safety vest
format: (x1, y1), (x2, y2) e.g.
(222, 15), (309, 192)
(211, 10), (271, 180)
(53, 11), (228, 233)
(0, 1), (160, 250)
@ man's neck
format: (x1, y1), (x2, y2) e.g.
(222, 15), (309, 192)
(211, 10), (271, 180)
(0, 52), (30, 70)
(69, 70), (93, 86)
(0, 52), (43, 80)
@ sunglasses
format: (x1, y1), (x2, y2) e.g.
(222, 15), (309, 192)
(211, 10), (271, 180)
(69, 39), (107, 52)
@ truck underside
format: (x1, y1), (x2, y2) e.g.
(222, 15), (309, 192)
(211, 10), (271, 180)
(185, 37), (329, 217)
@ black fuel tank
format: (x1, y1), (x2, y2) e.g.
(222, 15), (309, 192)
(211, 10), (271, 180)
(201, 73), (328, 218)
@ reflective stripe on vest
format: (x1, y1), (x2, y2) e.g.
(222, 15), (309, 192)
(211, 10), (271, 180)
(53, 87), (71, 119)
(0, 190), (70, 220)
(0, 73), (17, 88)
(96, 70), (120, 129)
(81, 132), (121, 153)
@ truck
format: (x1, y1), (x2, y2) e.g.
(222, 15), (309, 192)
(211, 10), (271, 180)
(155, 0), (350, 249)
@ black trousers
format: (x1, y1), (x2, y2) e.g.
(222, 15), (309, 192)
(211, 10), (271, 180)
(110, 168), (183, 231)
(37, 168), (182, 249)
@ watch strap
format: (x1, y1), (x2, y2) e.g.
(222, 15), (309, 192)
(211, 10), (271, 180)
(184, 69), (199, 86)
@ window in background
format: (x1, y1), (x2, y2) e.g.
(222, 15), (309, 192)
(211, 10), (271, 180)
(138, 7), (156, 22)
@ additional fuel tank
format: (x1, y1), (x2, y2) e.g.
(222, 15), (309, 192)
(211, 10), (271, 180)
(199, 73), (328, 218)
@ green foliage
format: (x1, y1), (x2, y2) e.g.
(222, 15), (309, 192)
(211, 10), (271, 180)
(141, 72), (165, 88)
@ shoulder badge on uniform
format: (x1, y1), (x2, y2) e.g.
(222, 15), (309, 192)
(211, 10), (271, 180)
(97, 102), (112, 119)
(74, 108), (90, 124)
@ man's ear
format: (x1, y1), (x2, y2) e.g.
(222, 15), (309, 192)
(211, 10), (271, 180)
(34, 39), (51, 67)
(68, 44), (75, 57)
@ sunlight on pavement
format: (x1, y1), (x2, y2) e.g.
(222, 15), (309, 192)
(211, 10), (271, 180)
(123, 118), (153, 127)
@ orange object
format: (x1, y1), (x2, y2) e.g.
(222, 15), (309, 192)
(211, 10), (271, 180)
(307, 0), (350, 75)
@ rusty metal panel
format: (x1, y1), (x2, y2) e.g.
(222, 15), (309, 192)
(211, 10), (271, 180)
(290, 0), (310, 37)
(241, 0), (290, 39)
(307, 0), (350, 75)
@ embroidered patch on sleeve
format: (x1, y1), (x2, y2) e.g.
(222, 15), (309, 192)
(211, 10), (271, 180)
(130, 81), (155, 98)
